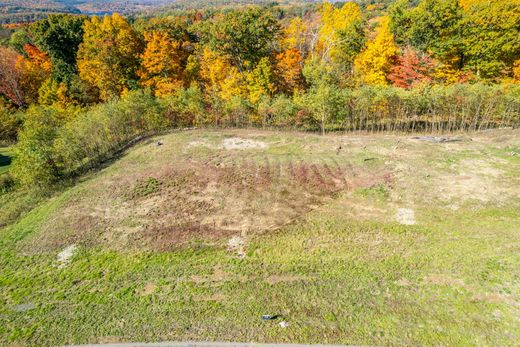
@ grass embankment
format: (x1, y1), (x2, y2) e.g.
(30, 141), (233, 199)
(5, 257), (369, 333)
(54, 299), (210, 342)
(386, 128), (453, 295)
(1, 129), (519, 346)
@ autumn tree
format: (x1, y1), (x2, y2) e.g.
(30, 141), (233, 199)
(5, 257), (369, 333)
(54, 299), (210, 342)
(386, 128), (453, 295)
(300, 59), (346, 135)
(316, 2), (365, 66)
(461, 0), (520, 79)
(219, 67), (247, 101)
(29, 14), (86, 82)
(514, 60), (520, 83)
(0, 46), (25, 107)
(199, 47), (232, 94)
(77, 13), (143, 101)
(195, 8), (279, 72)
(388, 0), (412, 46)
(246, 57), (276, 104)
(138, 17), (194, 96)
(388, 47), (435, 88)
(354, 16), (397, 86)
(402, 0), (465, 78)
(16, 44), (52, 104)
(280, 17), (309, 56)
(275, 48), (304, 93)
(275, 16), (310, 93)
(139, 31), (186, 96)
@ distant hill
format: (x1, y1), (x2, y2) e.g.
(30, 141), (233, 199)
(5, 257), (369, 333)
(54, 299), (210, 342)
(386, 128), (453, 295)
(0, 0), (175, 23)
(0, 0), (319, 24)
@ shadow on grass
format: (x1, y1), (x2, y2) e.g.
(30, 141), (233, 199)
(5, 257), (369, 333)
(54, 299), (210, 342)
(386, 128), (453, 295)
(0, 153), (11, 168)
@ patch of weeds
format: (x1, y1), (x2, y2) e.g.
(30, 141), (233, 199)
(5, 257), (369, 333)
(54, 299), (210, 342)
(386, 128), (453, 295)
(128, 177), (162, 199)
(355, 184), (390, 201)
(0, 173), (15, 195)
(478, 258), (508, 283)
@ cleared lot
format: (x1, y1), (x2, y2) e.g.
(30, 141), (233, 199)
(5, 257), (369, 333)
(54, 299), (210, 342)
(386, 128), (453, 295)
(1, 129), (519, 346)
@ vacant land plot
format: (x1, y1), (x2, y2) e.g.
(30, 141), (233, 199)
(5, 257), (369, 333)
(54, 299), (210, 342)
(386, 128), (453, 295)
(1, 129), (519, 346)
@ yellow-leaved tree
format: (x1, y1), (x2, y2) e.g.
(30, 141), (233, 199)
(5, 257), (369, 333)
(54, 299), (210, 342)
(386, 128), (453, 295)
(354, 16), (397, 85)
(199, 47), (247, 101)
(316, 2), (364, 64)
(199, 47), (230, 94)
(77, 13), (143, 101)
(246, 57), (276, 104)
(513, 60), (520, 83)
(139, 30), (186, 97)
(281, 17), (308, 54)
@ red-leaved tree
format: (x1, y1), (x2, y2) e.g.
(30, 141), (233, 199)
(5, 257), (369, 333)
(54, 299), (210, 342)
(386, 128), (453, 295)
(388, 47), (436, 89)
(0, 46), (25, 107)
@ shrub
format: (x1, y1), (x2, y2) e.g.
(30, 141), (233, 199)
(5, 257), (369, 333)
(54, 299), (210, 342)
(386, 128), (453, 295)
(258, 94), (299, 127)
(12, 90), (169, 187)
(0, 173), (14, 194)
(11, 106), (65, 186)
(54, 89), (167, 177)
(160, 85), (205, 127)
(223, 96), (254, 127)
(0, 106), (20, 144)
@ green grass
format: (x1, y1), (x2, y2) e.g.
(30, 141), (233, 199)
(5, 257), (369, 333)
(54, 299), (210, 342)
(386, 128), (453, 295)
(0, 147), (12, 175)
(1, 129), (520, 346)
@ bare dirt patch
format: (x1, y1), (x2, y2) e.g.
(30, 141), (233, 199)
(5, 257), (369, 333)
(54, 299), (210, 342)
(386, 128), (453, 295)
(29, 145), (391, 252)
(435, 158), (515, 203)
(424, 274), (465, 287)
(187, 137), (268, 150)
(265, 274), (308, 285)
(57, 244), (77, 268)
(396, 208), (416, 225)
(193, 293), (227, 302)
(227, 236), (246, 258)
(191, 266), (231, 284)
(222, 137), (268, 150)
(136, 283), (156, 296)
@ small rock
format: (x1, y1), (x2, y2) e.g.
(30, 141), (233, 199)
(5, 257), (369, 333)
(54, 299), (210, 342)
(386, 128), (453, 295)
(57, 244), (77, 268)
(396, 208), (416, 225)
(279, 320), (289, 328)
(227, 236), (246, 258)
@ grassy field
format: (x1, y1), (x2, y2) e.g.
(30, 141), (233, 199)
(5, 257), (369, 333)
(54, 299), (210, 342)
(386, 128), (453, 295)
(1, 129), (519, 346)
(0, 147), (12, 176)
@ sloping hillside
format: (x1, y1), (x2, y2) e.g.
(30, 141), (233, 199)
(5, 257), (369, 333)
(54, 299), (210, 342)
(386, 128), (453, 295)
(1, 129), (520, 346)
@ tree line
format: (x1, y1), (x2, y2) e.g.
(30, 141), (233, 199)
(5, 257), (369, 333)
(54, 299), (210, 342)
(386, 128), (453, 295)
(0, 0), (519, 188)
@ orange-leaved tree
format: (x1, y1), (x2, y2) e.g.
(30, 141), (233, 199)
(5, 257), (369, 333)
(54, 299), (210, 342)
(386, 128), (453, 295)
(139, 30), (187, 97)
(275, 48), (304, 93)
(388, 46), (436, 88)
(16, 44), (52, 104)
